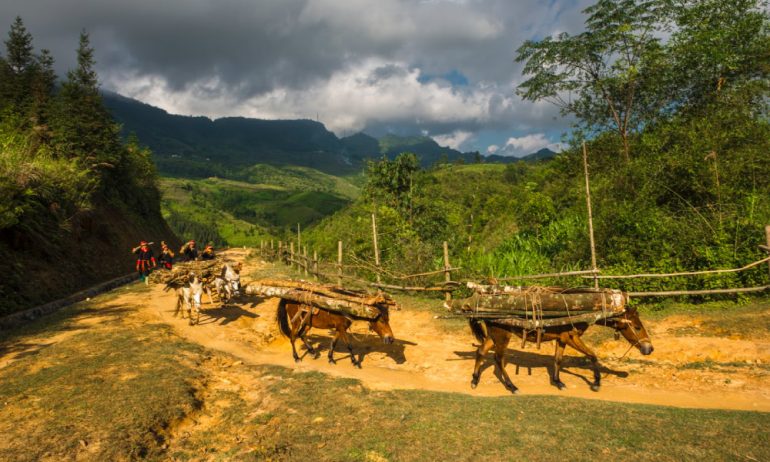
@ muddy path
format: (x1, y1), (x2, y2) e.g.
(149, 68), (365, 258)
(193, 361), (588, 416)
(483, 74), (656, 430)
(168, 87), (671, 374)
(88, 248), (766, 413)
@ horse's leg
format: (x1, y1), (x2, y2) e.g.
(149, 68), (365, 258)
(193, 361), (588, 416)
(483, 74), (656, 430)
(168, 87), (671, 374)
(328, 330), (340, 365)
(567, 334), (602, 391)
(471, 335), (495, 389)
(289, 321), (302, 363)
(551, 340), (567, 390)
(340, 328), (360, 368)
(493, 332), (517, 394)
(297, 322), (318, 358)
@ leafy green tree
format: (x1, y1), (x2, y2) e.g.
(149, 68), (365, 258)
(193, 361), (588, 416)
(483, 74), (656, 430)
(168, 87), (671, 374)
(516, 0), (668, 162)
(364, 152), (420, 217)
(665, 0), (770, 112)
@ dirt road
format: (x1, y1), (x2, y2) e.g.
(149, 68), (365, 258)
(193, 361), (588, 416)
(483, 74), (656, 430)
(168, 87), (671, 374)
(109, 249), (770, 412)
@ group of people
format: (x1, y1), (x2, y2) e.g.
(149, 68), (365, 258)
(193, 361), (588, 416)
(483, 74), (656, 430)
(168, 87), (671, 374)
(132, 239), (217, 282)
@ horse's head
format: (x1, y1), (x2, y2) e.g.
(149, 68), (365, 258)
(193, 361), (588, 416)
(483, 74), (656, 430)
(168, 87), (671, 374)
(368, 306), (395, 344)
(188, 275), (204, 308)
(606, 307), (653, 355)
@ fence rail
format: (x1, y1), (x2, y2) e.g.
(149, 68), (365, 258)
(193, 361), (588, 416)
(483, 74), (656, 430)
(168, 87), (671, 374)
(256, 224), (770, 300)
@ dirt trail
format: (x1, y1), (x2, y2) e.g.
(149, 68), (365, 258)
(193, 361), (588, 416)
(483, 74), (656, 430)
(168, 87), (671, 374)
(92, 248), (766, 413)
(7, 248), (758, 414)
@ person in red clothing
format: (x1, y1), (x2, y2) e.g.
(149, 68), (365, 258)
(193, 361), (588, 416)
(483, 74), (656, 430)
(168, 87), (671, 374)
(132, 240), (156, 284)
(158, 241), (175, 269)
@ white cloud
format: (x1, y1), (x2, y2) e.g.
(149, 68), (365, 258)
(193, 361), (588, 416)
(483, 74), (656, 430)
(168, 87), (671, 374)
(495, 133), (562, 157)
(487, 144), (499, 154)
(432, 130), (473, 150)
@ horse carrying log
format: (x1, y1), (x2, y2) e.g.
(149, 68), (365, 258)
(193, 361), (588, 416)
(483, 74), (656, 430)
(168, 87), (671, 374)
(244, 279), (396, 366)
(448, 282), (653, 393)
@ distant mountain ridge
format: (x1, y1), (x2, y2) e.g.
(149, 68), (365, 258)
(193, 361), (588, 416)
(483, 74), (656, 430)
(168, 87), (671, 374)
(103, 91), (557, 177)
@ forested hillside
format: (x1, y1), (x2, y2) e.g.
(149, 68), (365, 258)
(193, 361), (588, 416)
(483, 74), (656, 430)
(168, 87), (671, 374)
(0, 18), (177, 314)
(304, 0), (770, 295)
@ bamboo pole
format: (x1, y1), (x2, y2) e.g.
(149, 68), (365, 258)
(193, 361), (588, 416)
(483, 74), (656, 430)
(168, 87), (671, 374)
(498, 269), (599, 281)
(589, 256), (770, 279)
(337, 240), (343, 287)
(372, 213), (381, 284)
(766, 225), (770, 279)
(583, 141), (599, 289)
(443, 241), (452, 302)
(629, 285), (770, 297)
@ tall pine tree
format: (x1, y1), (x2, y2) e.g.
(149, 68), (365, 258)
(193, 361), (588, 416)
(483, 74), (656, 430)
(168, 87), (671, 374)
(53, 30), (121, 172)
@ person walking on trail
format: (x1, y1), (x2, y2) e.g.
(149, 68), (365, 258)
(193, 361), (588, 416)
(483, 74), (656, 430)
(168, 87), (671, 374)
(132, 241), (156, 284)
(158, 241), (175, 269)
(201, 243), (216, 260)
(180, 240), (198, 261)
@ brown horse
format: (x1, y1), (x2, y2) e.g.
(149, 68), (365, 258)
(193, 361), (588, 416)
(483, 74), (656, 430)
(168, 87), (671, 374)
(468, 307), (653, 393)
(276, 298), (395, 368)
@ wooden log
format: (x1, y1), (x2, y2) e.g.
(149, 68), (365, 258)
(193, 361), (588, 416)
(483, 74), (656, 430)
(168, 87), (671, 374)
(450, 288), (627, 314)
(243, 284), (381, 319)
(489, 310), (619, 329)
(252, 278), (394, 306)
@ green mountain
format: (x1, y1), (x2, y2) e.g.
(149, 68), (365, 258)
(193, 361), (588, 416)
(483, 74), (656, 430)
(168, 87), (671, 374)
(103, 92), (537, 176)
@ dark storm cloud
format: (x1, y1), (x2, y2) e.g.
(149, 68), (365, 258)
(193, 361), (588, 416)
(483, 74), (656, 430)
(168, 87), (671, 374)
(0, 0), (593, 153)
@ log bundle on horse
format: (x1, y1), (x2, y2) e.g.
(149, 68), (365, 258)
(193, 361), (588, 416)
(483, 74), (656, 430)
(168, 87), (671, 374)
(244, 279), (396, 319)
(448, 283), (653, 393)
(147, 259), (224, 285)
(244, 279), (396, 367)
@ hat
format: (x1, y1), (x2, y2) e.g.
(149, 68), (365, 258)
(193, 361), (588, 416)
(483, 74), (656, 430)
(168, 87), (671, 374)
(140, 240), (148, 246)
(205, 244), (213, 250)
(189, 240), (196, 245)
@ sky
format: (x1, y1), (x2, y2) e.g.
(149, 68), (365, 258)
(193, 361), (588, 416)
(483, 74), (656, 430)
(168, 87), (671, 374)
(1, 0), (594, 156)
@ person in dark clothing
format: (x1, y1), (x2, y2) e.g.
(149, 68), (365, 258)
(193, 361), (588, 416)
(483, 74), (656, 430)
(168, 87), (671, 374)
(132, 241), (156, 284)
(158, 241), (175, 269)
(200, 243), (216, 260)
(180, 240), (198, 261)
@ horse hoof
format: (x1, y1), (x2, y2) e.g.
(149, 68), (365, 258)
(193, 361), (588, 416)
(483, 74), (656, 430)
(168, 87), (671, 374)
(354, 362), (362, 369)
(470, 381), (478, 389)
(294, 358), (301, 364)
(553, 381), (566, 390)
(590, 384), (600, 392)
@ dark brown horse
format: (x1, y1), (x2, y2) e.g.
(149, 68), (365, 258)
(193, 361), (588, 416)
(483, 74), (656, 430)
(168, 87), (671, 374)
(468, 307), (653, 393)
(276, 298), (395, 368)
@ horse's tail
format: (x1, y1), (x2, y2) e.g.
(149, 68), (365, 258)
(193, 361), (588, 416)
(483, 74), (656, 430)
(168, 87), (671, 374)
(469, 318), (488, 343)
(276, 298), (292, 338)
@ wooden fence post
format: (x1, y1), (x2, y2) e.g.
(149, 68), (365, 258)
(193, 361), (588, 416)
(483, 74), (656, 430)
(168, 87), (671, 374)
(583, 141), (599, 289)
(297, 223), (301, 251)
(290, 242), (295, 269)
(443, 241), (452, 302)
(278, 241), (283, 264)
(303, 245), (309, 277)
(766, 225), (770, 279)
(337, 240), (343, 286)
(313, 250), (319, 280)
(372, 213), (381, 284)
